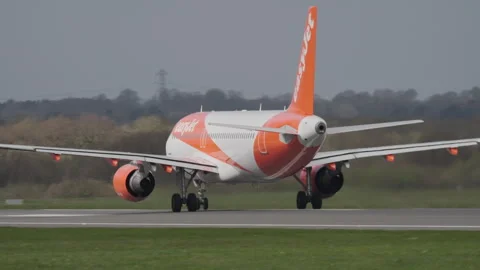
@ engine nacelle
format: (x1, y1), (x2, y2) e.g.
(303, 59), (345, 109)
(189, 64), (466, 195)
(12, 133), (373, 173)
(112, 163), (156, 202)
(299, 164), (344, 199)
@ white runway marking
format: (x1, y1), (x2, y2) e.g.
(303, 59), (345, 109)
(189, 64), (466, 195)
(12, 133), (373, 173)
(41, 209), (138, 211)
(2, 214), (97, 218)
(0, 221), (479, 230)
(39, 208), (367, 211)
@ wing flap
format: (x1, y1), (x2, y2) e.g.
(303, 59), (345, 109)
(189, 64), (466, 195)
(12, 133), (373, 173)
(327, 120), (424, 135)
(307, 138), (480, 167)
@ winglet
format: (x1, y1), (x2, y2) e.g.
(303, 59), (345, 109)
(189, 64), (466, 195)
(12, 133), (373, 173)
(287, 6), (317, 115)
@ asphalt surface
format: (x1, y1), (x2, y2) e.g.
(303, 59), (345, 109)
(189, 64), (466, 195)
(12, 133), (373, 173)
(1, 208), (480, 230)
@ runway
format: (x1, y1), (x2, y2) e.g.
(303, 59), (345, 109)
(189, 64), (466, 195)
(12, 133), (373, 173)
(1, 208), (480, 230)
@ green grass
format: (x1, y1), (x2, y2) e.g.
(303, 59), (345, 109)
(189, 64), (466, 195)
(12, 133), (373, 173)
(2, 187), (480, 209)
(0, 227), (479, 269)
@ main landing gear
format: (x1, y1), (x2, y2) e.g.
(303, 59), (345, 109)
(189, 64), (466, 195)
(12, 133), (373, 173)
(171, 168), (209, 212)
(295, 167), (323, 209)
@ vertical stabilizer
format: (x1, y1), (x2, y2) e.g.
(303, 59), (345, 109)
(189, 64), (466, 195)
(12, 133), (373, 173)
(287, 6), (317, 115)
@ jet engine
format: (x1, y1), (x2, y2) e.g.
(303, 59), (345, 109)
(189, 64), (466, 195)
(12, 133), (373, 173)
(112, 163), (156, 202)
(299, 164), (344, 199)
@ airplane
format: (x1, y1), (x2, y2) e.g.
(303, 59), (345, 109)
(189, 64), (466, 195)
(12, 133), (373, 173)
(0, 6), (478, 212)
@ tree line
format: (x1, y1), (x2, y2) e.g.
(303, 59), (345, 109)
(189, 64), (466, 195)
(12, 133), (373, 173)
(0, 114), (478, 194)
(1, 86), (479, 125)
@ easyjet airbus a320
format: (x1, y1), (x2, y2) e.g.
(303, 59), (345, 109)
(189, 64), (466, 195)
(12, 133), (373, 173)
(1, 6), (479, 212)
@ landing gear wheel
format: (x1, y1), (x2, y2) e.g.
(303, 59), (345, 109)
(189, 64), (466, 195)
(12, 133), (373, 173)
(196, 198), (201, 210)
(203, 197), (209, 210)
(311, 194), (323, 209)
(186, 193), (199, 212)
(296, 191), (307, 209)
(171, 193), (182, 212)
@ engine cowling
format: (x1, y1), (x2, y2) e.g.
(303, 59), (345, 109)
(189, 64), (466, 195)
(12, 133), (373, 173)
(299, 164), (344, 199)
(112, 163), (156, 202)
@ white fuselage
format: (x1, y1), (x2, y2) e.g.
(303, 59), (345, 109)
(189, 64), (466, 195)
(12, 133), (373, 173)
(165, 110), (327, 183)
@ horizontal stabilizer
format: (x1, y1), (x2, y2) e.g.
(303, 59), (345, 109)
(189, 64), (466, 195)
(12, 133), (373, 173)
(207, 123), (298, 135)
(327, 120), (424, 135)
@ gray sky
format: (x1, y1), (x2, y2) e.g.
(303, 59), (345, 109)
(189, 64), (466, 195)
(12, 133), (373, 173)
(0, 0), (479, 101)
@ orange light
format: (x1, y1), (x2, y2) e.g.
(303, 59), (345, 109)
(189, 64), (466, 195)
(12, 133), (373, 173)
(52, 153), (61, 161)
(327, 163), (336, 171)
(163, 165), (174, 173)
(385, 154), (395, 162)
(109, 159), (119, 167)
(447, 148), (458, 156)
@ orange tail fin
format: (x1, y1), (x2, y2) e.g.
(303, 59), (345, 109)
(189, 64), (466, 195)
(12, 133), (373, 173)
(287, 6), (317, 115)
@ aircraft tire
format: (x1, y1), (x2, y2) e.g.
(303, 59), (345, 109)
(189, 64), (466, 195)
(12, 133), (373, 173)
(196, 198), (201, 210)
(203, 197), (209, 210)
(296, 191), (307, 209)
(311, 193), (323, 209)
(171, 193), (182, 212)
(186, 193), (198, 212)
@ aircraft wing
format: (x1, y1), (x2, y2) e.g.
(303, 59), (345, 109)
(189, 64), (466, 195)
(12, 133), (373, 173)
(326, 119), (424, 135)
(0, 144), (219, 173)
(306, 138), (480, 167)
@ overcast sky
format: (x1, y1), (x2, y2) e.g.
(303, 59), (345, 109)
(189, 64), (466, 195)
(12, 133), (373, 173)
(0, 0), (479, 101)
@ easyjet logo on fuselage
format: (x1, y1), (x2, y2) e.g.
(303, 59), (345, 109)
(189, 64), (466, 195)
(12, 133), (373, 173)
(174, 119), (200, 135)
(293, 12), (315, 103)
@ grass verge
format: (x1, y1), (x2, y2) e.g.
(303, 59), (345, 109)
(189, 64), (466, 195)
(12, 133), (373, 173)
(2, 187), (480, 209)
(0, 227), (479, 269)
